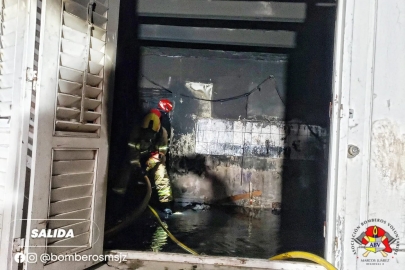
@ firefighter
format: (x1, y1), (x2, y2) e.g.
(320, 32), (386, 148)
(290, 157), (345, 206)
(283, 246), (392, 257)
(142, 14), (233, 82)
(113, 99), (174, 217)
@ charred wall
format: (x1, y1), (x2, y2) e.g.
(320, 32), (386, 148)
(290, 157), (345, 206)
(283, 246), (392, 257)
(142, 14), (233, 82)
(139, 47), (327, 208)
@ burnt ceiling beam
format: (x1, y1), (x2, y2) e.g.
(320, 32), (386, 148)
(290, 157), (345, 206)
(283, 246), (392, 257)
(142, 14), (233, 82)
(138, 0), (307, 23)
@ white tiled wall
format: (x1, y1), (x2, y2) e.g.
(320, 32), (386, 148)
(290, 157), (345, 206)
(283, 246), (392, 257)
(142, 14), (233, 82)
(195, 118), (327, 160)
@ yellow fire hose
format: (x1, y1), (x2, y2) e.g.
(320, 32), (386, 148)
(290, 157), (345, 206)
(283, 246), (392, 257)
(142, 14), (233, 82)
(148, 204), (199, 255)
(107, 175), (336, 269)
(148, 204), (336, 270)
(105, 175), (152, 238)
(269, 251), (337, 270)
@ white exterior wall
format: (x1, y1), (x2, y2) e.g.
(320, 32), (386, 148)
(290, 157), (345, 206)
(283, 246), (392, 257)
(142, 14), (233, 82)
(326, 0), (405, 269)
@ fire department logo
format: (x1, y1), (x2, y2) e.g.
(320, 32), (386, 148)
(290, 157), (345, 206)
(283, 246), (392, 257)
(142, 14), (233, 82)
(351, 219), (400, 266)
(353, 225), (396, 257)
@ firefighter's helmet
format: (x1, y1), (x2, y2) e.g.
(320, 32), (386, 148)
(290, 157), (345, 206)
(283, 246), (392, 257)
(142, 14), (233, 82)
(142, 109), (161, 132)
(158, 99), (173, 113)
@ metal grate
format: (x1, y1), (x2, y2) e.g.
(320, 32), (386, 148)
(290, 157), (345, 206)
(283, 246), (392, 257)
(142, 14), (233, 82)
(46, 149), (97, 255)
(54, 0), (108, 135)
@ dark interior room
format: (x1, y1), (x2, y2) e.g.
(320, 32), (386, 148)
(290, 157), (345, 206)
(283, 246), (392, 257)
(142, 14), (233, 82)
(104, 0), (336, 259)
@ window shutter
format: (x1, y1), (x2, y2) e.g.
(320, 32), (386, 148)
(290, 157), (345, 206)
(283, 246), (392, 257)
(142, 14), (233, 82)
(22, 0), (119, 269)
(55, 0), (109, 136)
(46, 149), (97, 255)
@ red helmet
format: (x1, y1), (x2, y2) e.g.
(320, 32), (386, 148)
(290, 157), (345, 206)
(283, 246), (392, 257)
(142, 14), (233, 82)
(158, 99), (173, 112)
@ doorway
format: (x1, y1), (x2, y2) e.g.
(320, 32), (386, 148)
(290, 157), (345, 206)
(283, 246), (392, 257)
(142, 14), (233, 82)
(105, 0), (336, 259)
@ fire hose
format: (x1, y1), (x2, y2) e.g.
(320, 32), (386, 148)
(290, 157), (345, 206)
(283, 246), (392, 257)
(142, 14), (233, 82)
(104, 174), (198, 255)
(105, 175), (336, 269)
(147, 204), (198, 255)
(104, 175), (152, 238)
(269, 251), (337, 270)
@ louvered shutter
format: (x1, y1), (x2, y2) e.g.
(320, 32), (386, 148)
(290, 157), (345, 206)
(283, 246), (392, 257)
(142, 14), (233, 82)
(46, 149), (97, 255)
(55, 0), (108, 135)
(23, 0), (119, 269)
